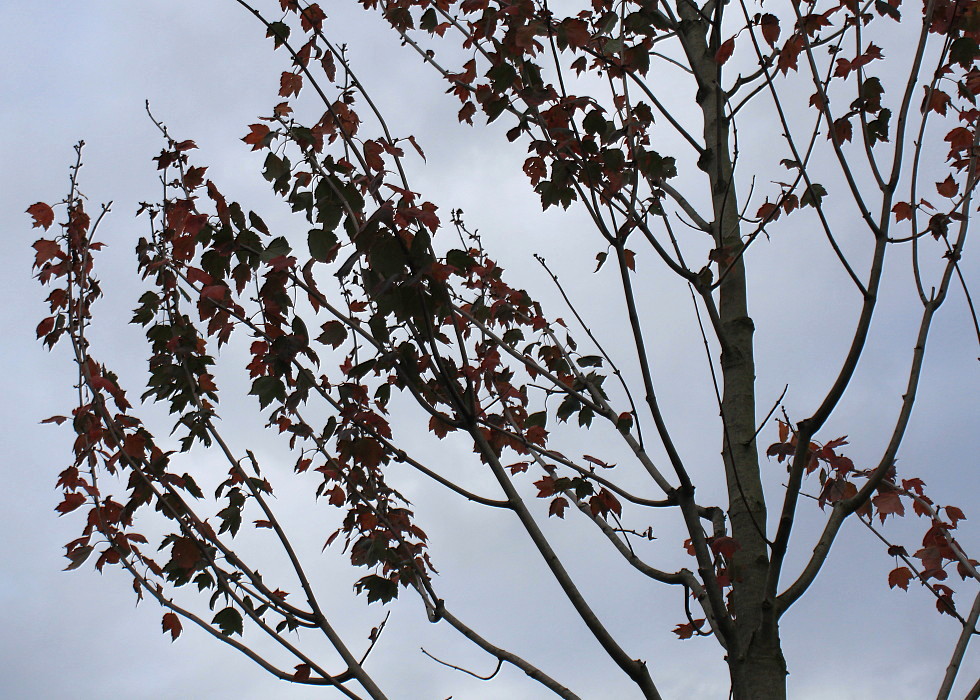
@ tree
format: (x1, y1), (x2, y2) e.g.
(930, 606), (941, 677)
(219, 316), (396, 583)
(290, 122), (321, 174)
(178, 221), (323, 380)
(28, 0), (980, 697)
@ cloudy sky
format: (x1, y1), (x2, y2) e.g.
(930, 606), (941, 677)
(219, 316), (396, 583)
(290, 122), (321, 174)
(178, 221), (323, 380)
(2, 2), (978, 698)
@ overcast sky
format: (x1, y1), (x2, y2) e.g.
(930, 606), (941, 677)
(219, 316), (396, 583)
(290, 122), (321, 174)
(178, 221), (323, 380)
(3, 2), (979, 698)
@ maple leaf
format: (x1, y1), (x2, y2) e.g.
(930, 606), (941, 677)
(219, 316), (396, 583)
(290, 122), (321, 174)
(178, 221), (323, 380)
(778, 36), (804, 74)
(280, 72), (303, 98)
(757, 201), (780, 223)
(428, 414), (451, 439)
(300, 4), (326, 32)
(714, 37), (735, 65)
(162, 612), (182, 641)
(242, 124), (271, 151)
(936, 175), (958, 198)
(55, 492), (86, 515)
(561, 18), (591, 49)
(672, 618), (705, 639)
(534, 476), (556, 498)
(549, 496), (569, 518)
(873, 490), (905, 522)
(830, 116), (853, 143)
(710, 536), (741, 559)
(922, 87), (951, 115)
(623, 249), (636, 271)
(63, 545), (94, 571)
(945, 505), (966, 528)
(458, 101), (476, 125)
(36, 316), (55, 339)
(292, 664), (312, 682)
(327, 485), (345, 507)
(760, 14), (780, 48)
(891, 201), (913, 221)
(182, 166), (208, 190)
(27, 202), (55, 230)
(171, 537), (203, 570)
(212, 607), (244, 636)
(32, 238), (61, 268)
(200, 285), (228, 302)
(888, 566), (913, 590)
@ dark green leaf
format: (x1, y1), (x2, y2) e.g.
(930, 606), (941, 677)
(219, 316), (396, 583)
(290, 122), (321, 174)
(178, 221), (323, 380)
(266, 21), (290, 48)
(212, 607), (244, 636)
(316, 321), (348, 348)
(308, 228), (339, 263)
(260, 236), (292, 262)
(354, 574), (399, 604)
(583, 109), (609, 136)
(526, 411), (548, 428)
(250, 376), (286, 409)
(800, 183), (827, 209)
(951, 37), (979, 68)
(557, 394), (581, 423)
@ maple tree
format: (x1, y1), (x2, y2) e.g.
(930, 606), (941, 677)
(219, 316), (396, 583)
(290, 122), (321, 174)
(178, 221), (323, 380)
(28, 0), (980, 698)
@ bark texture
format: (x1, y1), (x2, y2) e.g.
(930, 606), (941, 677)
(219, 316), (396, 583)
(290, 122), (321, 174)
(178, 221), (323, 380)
(676, 6), (786, 698)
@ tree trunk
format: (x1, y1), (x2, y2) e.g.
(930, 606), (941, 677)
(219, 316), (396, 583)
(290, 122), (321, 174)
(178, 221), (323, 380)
(676, 6), (787, 698)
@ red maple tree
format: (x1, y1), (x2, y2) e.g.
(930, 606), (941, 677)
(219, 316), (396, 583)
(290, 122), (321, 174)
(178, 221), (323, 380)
(29, 1), (980, 698)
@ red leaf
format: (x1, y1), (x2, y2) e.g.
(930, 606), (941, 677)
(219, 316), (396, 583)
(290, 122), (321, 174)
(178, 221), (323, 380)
(406, 135), (426, 161)
(36, 316), (55, 339)
(710, 536), (741, 559)
(173, 140), (197, 152)
(458, 101), (477, 125)
(200, 285), (228, 301)
(300, 4), (326, 32)
(873, 490), (905, 523)
(41, 415), (68, 425)
(778, 35), (803, 74)
(672, 618), (705, 639)
(830, 116), (853, 143)
(891, 201), (913, 222)
(936, 175), (958, 198)
(888, 566), (913, 591)
(363, 140), (385, 172)
(760, 14), (780, 48)
(534, 476), (556, 498)
(182, 166), (208, 190)
(162, 612), (182, 641)
(923, 88), (951, 115)
(33, 238), (62, 268)
(242, 123), (272, 151)
(549, 496), (569, 518)
(254, 519), (274, 529)
(945, 127), (973, 155)
(55, 492), (86, 515)
(756, 201), (780, 222)
(186, 267), (214, 286)
(623, 249), (636, 271)
(27, 202), (55, 230)
(279, 72), (303, 98)
(714, 37), (735, 65)
(945, 506), (966, 528)
(328, 485), (345, 506)
(428, 414), (451, 439)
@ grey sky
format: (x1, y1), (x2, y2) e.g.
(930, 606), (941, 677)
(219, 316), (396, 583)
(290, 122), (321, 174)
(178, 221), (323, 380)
(3, 2), (978, 698)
